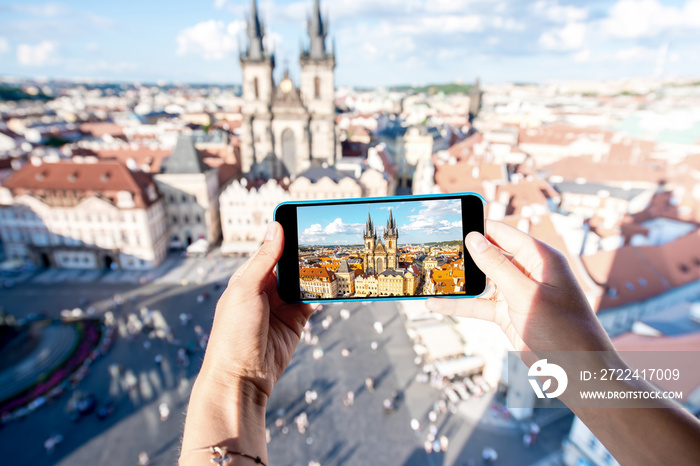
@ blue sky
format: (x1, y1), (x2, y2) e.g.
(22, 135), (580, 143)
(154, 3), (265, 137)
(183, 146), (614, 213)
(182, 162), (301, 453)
(1, 1), (699, 86)
(297, 199), (463, 245)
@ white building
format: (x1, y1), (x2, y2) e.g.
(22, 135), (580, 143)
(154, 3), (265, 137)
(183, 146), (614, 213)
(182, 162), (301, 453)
(219, 178), (290, 255)
(0, 160), (168, 269)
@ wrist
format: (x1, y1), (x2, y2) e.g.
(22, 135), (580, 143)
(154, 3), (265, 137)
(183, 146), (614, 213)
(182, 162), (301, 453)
(181, 373), (268, 465)
(193, 366), (269, 414)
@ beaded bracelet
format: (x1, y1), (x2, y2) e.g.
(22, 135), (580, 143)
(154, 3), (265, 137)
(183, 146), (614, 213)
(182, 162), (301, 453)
(180, 445), (266, 465)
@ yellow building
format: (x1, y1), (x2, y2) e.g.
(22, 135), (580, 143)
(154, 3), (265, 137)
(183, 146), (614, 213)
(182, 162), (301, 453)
(423, 256), (438, 277)
(355, 274), (378, 296)
(378, 270), (405, 296)
(299, 267), (338, 299)
(404, 271), (419, 296)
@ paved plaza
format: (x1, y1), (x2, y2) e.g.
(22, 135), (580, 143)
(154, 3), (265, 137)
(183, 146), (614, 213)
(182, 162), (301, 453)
(0, 254), (572, 465)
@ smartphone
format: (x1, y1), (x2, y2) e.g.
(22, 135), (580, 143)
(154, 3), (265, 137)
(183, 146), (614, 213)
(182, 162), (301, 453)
(274, 192), (486, 303)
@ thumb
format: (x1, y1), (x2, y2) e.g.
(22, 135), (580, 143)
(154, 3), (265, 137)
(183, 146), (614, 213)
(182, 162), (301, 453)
(242, 222), (285, 294)
(465, 231), (533, 300)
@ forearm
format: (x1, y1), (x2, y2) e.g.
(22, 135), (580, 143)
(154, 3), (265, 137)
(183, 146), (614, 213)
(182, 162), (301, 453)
(180, 373), (268, 465)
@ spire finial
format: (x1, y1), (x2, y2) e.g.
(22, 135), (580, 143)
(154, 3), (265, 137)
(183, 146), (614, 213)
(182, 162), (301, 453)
(307, 0), (327, 59)
(245, 0), (265, 61)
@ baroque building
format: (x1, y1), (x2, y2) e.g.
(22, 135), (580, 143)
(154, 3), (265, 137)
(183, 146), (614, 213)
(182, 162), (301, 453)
(362, 210), (399, 274)
(239, 0), (338, 179)
(0, 161), (168, 270)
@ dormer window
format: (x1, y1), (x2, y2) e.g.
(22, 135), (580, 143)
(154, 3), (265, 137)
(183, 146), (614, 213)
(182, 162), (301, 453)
(36, 171), (46, 181)
(101, 172), (110, 182)
(68, 172), (77, 182)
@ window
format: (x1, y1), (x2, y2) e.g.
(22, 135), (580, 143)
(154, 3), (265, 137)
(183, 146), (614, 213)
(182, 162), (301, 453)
(254, 77), (259, 99)
(196, 215), (201, 224)
(181, 194), (187, 203)
(314, 77), (321, 98)
(172, 215), (178, 224)
(184, 215), (190, 224)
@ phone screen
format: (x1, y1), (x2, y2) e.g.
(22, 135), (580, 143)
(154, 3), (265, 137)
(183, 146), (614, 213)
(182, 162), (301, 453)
(276, 194), (485, 302)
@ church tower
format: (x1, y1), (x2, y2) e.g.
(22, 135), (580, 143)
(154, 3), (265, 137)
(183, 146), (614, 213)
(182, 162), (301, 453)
(468, 76), (483, 122)
(240, 0), (275, 175)
(363, 213), (376, 273)
(300, 0), (337, 166)
(384, 210), (399, 269)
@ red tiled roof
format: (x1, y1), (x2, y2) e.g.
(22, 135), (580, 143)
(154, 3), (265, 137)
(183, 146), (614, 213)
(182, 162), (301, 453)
(79, 122), (125, 138)
(582, 229), (700, 311)
(300, 267), (336, 281)
(543, 155), (665, 185)
(2, 160), (159, 208)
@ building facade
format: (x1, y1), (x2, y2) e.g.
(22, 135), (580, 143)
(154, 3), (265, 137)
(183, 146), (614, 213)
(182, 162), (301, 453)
(239, 0), (338, 179)
(335, 260), (357, 296)
(0, 161), (168, 270)
(219, 177), (290, 255)
(299, 267), (338, 299)
(155, 134), (220, 247)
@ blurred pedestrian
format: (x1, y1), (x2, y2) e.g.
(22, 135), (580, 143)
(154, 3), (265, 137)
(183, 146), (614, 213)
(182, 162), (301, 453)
(383, 398), (394, 413)
(138, 451), (150, 465)
(295, 412), (309, 434)
(365, 377), (374, 392)
(159, 402), (170, 421)
(343, 391), (355, 407)
(305, 390), (318, 404)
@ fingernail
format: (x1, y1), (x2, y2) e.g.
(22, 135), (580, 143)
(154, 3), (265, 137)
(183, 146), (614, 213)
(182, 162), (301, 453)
(265, 222), (277, 241)
(467, 232), (489, 253)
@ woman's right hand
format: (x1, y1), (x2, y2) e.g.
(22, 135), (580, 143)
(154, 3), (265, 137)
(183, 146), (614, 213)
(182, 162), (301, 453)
(426, 220), (614, 358)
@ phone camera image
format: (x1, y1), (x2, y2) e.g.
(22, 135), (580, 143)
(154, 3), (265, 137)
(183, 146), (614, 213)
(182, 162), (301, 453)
(294, 198), (475, 301)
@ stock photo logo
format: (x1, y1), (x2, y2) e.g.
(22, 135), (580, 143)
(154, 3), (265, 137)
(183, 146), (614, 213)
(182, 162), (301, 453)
(528, 359), (568, 399)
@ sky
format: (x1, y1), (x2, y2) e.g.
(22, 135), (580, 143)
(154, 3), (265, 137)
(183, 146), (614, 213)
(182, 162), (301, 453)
(297, 199), (463, 245)
(0, 0), (699, 87)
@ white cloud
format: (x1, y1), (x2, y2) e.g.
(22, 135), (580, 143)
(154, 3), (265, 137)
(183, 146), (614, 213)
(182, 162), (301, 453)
(176, 20), (245, 60)
(572, 48), (591, 62)
(615, 46), (655, 62)
(85, 42), (100, 52)
(539, 22), (586, 50)
(322, 218), (364, 235)
(0, 37), (8, 54)
(17, 41), (58, 66)
(263, 31), (283, 55)
(400, 200), (462, 234)
(11, 3), (70, 16)
(213, 0), (227, 9)
(601, 0), (700, 38)
(534, 0), (588, 23)
(303, 224), (324, 235)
